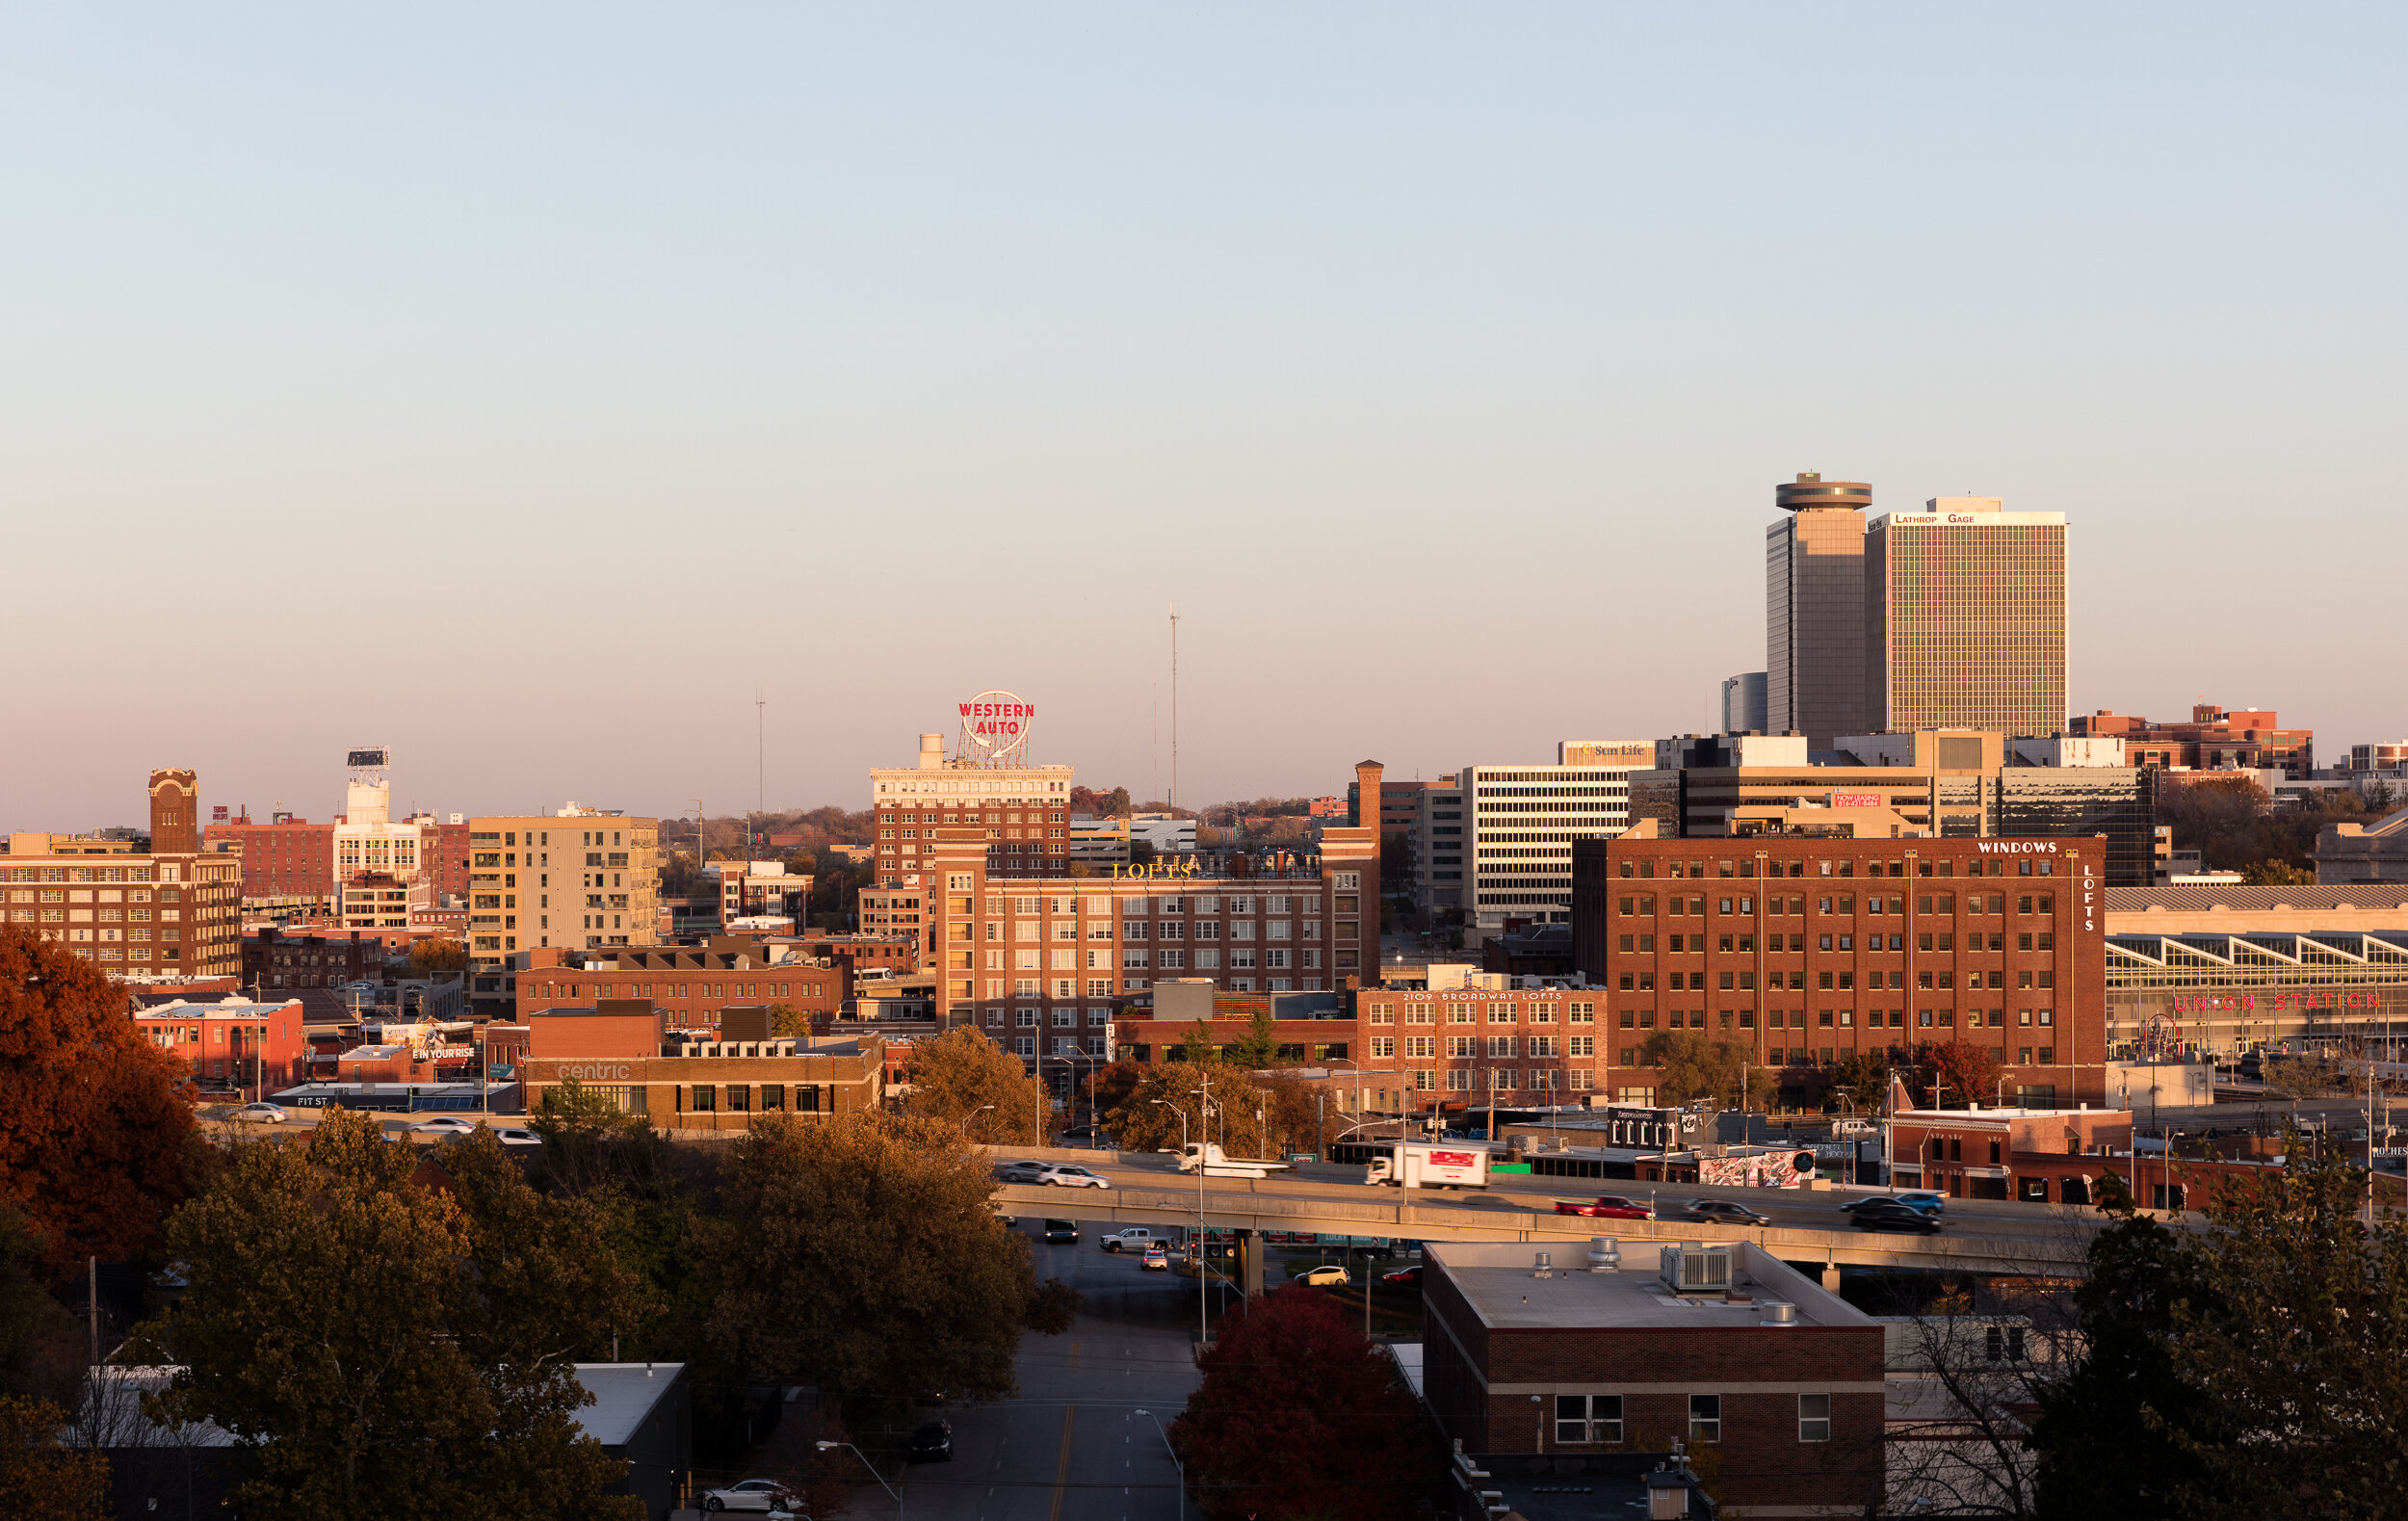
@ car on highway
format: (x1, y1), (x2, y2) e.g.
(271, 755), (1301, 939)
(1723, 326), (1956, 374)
(410, 1117), (481, 1136)
(699, 1477), (798, 1512)
(909, 1420), (954, 1462)
(1843, 1192), (1946, 1219)
(1141, 1243), (1169, 1272)
(489, 1126), (541, 1147)
(1554, 1195), (1654, 1220)
(1099, 1227), (1158, 1253)
(1674, 1199), (1770, 1227)
(1042, 1219), (1080, 1244)
(993, 1161), (1051, 1184)
(1379, 1264), (1425, 1289)
(1848, 1198), (1944, 1234)
(1293, 1264), (1351, 1288)
(234, 1102), (288, 1124)
(1034, 1163), (1112, 1190)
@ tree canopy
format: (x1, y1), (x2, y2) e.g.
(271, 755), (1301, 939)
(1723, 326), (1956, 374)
(904, 1026), (1050, 1143)
(1639, 1031), (1772, 1109)
(0, 928), (201, 1274)
(132, 1111), (644, 1519)
(694, 1113), (1065, 1409)
(1170, 1282), (1437, 1519)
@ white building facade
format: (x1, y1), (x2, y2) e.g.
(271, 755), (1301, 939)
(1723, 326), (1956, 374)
(1458, 743), (1650, 929)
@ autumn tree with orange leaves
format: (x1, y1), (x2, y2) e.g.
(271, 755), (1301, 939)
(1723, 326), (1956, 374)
(0, 928), (201, 1274)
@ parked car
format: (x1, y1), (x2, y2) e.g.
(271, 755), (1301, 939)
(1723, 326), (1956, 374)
(1100, 1228), (1157, 1253)
(1294, 1264), (1350, 1288)
(1036, 1164), (1112, 1190)
(1043, 1219), (1080, 1244)
(410, 1117), (480, 1135)
(1676, 1199), (1770, 1227)
(700, 1478), (798, 1512)
(1553, 1195), (1654, 1220)
(1849, 1198), (1944, 1234)
(1141, 1243), (1169, 1272)
(909, 1420), (954, 1462)
(1379, 1264), (1425, 1289)
(234, 1103), (287, 1124)
(1843, 1192), (1946, 1219)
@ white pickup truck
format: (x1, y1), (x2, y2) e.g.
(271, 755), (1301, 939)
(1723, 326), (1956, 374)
(1175, 1142), (1294, 1179)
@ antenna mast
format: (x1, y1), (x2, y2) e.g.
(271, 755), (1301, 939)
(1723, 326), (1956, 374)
(1161, 599), (1170, 808)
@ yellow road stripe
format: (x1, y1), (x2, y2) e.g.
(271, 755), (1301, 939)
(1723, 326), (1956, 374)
(1047, 1404), (1076, 1521)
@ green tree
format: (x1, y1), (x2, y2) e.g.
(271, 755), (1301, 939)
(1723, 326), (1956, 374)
(1176, 1017), (1222, 1065)
(695, 1113), (1067, 1410)
(905, 1027), (1050, 1143)
(0, 1395), (110, 1519)
(1223, 1009), (1279, 1070)
(768, 1002), (814, 1037)
(131, 1111), (644, 1519)
(1826, 1050), (1891, 1115)
(1640, 1031), (1771, 1109)
(2028, 1174), (2217, 1517)
(1098, 1062), (1226, 1154)
(2240, 858), (2315, 886)
(0, 928), (202, 1274)
(405, 937), (468, 974)
(1170, 1283), (1437, 1520)
(0, 1214), (77, 1403)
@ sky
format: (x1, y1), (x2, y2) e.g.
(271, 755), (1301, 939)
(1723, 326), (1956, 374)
(5, 5), (2402, 831)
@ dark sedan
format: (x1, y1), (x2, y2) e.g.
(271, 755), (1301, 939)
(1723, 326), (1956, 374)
(1849, 1198), (1944, 1234)
(1675, 1199), (1770, 1227)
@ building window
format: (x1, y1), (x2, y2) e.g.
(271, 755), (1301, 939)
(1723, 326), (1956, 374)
(1689, 1394), (1720, 1444)
(1798, 1393), (1830, 1442)
(690, 1085), (716, 1113)
(1556, 1393), (1622, 1444)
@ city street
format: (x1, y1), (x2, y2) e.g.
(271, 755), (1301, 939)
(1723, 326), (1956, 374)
(889, 1215), (1206, 1521)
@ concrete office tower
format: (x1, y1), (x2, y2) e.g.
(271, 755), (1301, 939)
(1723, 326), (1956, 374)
(1766, 473), (1871, 747)
(1867, 497), (2068, 737)
(1719, 671), (1768, 734)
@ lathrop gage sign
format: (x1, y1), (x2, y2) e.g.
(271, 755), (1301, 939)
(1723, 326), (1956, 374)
(957, 690), (1035, 767)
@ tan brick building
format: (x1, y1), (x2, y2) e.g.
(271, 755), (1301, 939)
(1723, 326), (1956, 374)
(518, 1001), (883, 1132)
(463, 808), (661, 1016)
(2, 770), (242, 979)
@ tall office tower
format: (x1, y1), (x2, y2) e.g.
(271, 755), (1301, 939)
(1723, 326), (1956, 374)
(1718, 671), (1768, 734)
(1766, 473), (1871, 747)
(1866, 496), (2068, 737)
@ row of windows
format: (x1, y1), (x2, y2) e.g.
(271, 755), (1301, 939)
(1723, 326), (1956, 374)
(1620, 931), (2056, 955)
(1550, 1393), (1830, 1446)
(1625, 968), (2057, 991)
(1606, 1006), (2054, 1030)
(1365, 1001), (1599, 1025)
(1607, 855), (2058, 880)
(1616, 893), (2055, 918)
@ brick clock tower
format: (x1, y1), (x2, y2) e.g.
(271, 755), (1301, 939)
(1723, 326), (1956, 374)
(148, 768), (199, 854)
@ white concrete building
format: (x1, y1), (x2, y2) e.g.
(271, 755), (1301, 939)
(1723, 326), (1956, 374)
(1457, 742), (1650, 929)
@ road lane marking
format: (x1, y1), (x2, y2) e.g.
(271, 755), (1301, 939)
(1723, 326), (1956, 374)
(1046, 1405), (1077, 1521)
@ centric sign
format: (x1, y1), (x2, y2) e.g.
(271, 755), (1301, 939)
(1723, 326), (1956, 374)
(957, 690), (1035, 768)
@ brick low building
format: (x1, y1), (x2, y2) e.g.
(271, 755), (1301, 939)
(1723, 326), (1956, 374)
(519, 1000), (883, 1132)
(1572, 828), (2110, 1107)
(1422, 1239), (1885, 1515)
(134, 996), (308, 1094)
(511, 940), (842, 1033)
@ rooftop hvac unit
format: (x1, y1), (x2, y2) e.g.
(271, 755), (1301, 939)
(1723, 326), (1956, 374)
(1659, 1245), (1734, 1296)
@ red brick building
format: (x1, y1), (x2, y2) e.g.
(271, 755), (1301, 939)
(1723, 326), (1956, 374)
(512, 941), (842, 1033)
(1421, 1240), (1884, 1514)
(207, 812), (336, 906)
(519, 1001), (886, 1132)
(2071, 702), (2314, 777)
(1572, 831), (2110, 1107)
(134, 996), (308, 1093)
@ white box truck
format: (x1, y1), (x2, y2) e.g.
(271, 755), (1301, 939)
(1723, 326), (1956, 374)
(1176, 1142), (1293, 1179)
(1364, 1142), (1490, 1191)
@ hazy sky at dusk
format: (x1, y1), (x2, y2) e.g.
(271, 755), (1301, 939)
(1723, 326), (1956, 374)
(6, 6), (2402, 831)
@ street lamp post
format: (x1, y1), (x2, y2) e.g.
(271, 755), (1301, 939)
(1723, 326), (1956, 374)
(967, 1103), (995, 1142)
(1132, 1408), (1184, 1521)
(1154, 1098), (1209, 1348)
(816, 1439), (903, 1519)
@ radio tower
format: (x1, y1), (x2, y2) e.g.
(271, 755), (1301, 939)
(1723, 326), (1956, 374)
(1168, 604), (1180, 810)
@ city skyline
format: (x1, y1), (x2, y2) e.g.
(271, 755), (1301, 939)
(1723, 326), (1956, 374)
(6, 7), (2403, 826)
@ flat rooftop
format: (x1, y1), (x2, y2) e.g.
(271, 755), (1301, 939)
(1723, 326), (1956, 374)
(1427, 1240), (1873, 1331)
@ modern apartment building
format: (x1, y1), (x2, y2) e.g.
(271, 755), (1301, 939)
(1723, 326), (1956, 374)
(1570, 828), (2110, 1107)
(463, 807), (662, 1015)
(1458, 744), (1651, 929)
(1866, 497), (2068, 737)
(1, 770), (243, 979)
(1766, 472), (1872, 747)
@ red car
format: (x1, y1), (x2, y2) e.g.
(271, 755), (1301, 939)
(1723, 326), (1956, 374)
(1553, 1195), (1653, 1220)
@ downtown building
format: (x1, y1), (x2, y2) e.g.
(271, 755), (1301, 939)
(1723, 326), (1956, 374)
(2, 770), (243, 980)
(1458, 743), (1653, 931)
(1569, 827), (2110, 1108)
(463, 807), (663, 1016)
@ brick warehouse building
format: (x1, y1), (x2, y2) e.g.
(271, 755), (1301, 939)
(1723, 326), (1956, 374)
(517, 1001), (883, 1132)
(511, 941), (842, 1033)
(1570, 829), (2108, 1108)
(1421, 1240), (1884, 1515)
(4, 770), (244, 979)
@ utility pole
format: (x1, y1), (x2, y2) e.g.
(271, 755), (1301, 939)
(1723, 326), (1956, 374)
(754, 690), (766, 859)
(1168, 604), (1179, 811)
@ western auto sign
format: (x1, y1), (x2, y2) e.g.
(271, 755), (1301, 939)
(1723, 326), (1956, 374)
(958, 690), (1035, 762)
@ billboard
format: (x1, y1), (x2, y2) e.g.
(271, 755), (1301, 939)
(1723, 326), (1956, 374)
(346, 747), (389, 769)
(1830, 791), (1885, 809)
